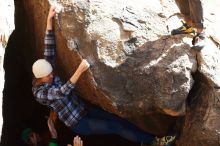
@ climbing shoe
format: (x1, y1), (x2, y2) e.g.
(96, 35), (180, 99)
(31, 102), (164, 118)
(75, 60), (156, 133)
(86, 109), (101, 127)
(151, 135), (176, 146)
(192, 32), (206, 51)
(171, 21), (195, 35)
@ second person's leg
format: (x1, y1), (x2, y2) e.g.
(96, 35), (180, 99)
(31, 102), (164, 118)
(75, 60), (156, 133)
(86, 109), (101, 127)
(171, 0), (194, 35)
(189, 0), (206, 51)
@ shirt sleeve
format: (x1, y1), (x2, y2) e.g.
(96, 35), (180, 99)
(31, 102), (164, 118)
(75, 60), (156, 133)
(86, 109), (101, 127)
(44, 30), (56, 67)
(33, 81), (75, 100)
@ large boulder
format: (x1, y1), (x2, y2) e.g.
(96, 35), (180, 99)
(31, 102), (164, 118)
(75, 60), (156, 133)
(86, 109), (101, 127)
(47, 0), (197, 135)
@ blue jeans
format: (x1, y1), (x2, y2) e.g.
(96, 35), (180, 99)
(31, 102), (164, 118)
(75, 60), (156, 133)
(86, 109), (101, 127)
(72, 106), (154, 144)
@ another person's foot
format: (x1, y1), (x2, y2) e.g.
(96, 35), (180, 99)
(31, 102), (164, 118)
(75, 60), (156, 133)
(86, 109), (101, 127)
(191, 32), (206, 51)
(171, 21), (195, 35)
(151, 135), (176, 146)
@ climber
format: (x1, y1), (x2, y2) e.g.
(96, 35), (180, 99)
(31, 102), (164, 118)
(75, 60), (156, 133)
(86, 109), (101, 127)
(31, 6), (175, 146)
(171, 0), (206, 51)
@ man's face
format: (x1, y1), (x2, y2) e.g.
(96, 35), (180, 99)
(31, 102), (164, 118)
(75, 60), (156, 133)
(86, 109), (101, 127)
(41, 72), (54, 84)
(27, 132), (41, 146)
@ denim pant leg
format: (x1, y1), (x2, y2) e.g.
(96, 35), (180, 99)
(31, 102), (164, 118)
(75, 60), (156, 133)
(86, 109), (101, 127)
(189, 0), (204, 29)
(73, 106), (154, 144)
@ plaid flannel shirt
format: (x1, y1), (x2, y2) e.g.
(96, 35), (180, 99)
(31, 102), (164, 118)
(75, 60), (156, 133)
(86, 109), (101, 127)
(32, 30), (87, 128)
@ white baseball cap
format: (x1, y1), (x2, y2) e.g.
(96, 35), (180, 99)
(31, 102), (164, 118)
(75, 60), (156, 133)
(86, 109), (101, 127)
(32, 59), (53, 78)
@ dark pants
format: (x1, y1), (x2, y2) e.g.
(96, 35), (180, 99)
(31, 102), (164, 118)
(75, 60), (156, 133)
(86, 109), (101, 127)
(175, 0), (204, 29)
(72, 106), (154, 144)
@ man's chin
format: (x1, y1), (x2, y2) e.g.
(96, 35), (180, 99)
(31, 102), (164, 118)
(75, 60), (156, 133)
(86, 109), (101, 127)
(37, 141), (44, 146)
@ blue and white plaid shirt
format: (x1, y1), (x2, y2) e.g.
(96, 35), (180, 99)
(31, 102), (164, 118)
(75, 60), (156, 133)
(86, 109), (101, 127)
(32, 30), (87, 128)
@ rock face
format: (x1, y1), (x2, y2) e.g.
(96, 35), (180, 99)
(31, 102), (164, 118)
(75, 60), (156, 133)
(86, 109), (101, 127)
(9, 0), (220, 145)
(0, 0), (14, 139)
(47, 0), (197, 134)
(176, 73), (220, 146)
(176, 37), (220, 146)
